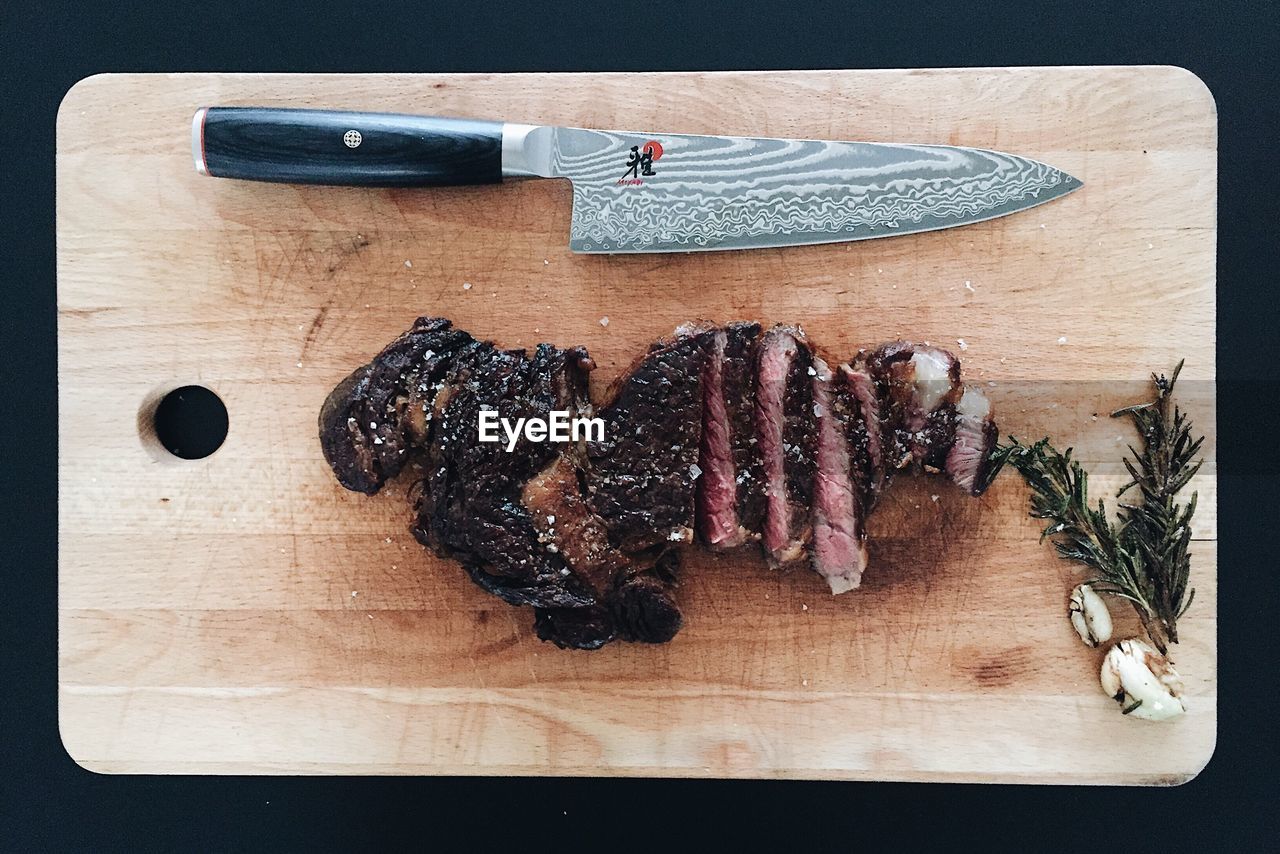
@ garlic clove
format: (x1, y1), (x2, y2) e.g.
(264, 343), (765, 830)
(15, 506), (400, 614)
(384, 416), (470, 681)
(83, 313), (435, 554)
(1100, 638), (1186, 721)
(1069, 583), (1113, 647)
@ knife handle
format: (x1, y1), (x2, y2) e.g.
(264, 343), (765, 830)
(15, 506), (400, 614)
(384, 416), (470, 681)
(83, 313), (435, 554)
(193, 107), (504, 187)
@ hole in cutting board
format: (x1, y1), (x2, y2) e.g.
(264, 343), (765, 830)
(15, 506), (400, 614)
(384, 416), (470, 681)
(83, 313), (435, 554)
(148, 385), (229, 459)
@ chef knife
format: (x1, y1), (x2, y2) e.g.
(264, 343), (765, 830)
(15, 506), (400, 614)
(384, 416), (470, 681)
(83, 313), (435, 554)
(193, 106), (1082, 253)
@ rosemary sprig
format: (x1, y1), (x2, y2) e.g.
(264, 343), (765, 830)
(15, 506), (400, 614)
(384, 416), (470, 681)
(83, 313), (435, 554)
(1112, 361), (1203, 644)
(986, 362), (1202, 653)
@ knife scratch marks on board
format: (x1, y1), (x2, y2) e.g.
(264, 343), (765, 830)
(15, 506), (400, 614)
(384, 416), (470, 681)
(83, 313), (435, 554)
(941, 545), (979, 658)
(299, 304), (330, 361)
(326, 232), (372, 280)
(247, 231), (299, 310)
(899, 609), (928, 683)
(639, 256), (679, 277)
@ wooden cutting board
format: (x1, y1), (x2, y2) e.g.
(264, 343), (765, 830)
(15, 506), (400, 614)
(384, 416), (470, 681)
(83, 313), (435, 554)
(57, 69), (1217, 781)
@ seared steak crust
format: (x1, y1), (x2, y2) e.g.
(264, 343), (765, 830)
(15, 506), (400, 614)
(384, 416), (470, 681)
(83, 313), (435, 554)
(318, 317), (474, 495)
(533, 550), (682, 648)
(415, 340), (596, 609)
(586, 325), (716, 554)
(781, 334), (818, 534)
(533, 605), (615, 650)
(842, 363), (885, 507)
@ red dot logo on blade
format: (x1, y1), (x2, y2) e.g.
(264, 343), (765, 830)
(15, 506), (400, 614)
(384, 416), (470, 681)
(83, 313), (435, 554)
(643, 140), (664, 160)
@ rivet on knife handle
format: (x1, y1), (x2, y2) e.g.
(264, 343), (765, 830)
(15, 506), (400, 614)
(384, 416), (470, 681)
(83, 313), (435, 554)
(193, 107), (505, 187)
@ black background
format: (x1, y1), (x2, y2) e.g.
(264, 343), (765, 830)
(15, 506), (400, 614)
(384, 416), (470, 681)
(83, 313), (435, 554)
(4, 0), (1277, 848)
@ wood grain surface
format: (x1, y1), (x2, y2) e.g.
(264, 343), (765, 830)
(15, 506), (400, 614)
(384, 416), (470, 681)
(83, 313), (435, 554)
(57, 69), (1217, 781)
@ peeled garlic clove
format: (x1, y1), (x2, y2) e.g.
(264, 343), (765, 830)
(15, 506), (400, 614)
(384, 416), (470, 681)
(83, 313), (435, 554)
(1069, 583), (1113, 647)
(1100, 638), (1186, 721)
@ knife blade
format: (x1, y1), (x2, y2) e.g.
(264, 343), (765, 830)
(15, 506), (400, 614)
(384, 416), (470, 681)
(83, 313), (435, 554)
(194, 107), (1082, 254)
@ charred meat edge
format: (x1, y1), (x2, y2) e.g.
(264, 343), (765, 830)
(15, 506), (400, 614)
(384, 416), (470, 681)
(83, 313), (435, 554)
(318, 317), (472, 495)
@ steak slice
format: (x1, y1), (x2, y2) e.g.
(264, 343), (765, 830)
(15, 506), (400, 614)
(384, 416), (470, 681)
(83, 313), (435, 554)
(945, 386), (998, 495)
(586, 324), (716, 555)
(318, 316), (473, 495)
(842, 361), (886, 508)
(414, 339), (598, 610)
(755, 326), (817, 567)
(725, 323), (768, 536)
(810, 357), (868, 593)
(864, 341), (962, 476)
(696, 321), (764, 549)
(696, 329), (737, 547)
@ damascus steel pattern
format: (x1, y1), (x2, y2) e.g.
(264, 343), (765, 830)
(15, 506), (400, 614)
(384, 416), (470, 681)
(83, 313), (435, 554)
(547, 128), (1082, 253)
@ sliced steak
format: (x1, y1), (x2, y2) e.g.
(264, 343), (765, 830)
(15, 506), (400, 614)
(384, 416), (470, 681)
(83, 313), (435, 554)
(724, 322), (767, 536)
(945, 386), (998, 495)
(318, 316), (474, 494)
(755, 326), (817, 567)
(696, 321), (764, 549)
(810, 357), (868, 593)
(696, 329), (736, 546)
(586, 324), (716, 555)
(321, 317), (998, 648)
